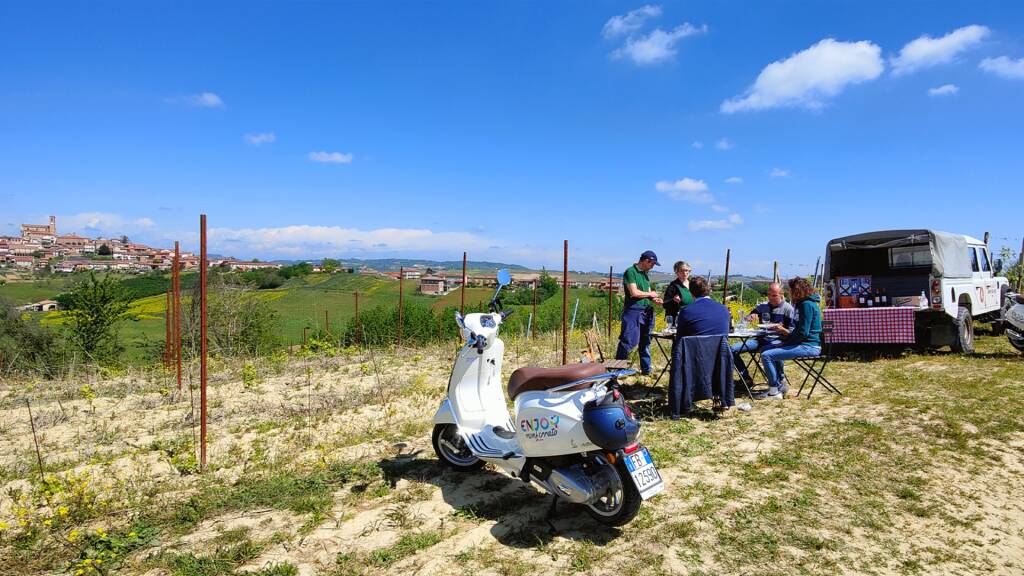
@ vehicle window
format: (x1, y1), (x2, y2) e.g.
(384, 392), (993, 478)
(978, 248), (991, 272)
(889, 245), (932, 268)
(969, 248), (980, 272)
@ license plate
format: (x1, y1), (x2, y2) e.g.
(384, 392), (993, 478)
(623, 447), (664, 500)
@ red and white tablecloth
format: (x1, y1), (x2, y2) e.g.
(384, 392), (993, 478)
(823, 307), (916, 344)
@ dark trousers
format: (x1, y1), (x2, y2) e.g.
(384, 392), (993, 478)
(615, 304), (653, 374)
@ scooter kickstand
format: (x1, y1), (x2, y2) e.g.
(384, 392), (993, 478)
(546, 495), (559, 533)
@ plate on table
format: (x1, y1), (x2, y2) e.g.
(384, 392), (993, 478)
(758, 323), (777, 329)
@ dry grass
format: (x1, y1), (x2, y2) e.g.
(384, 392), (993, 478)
(1, 332), (1023, 575)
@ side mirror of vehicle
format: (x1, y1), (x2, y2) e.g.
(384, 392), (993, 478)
(994, 258), (1003, 274)
(496, 269), (511, 287)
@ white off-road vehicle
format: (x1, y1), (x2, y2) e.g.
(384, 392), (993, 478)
(824, 230), (1009, 353)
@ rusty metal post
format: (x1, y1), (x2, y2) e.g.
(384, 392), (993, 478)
(174, 241), (182, 391)
(531, 280), (537, 339)
(562, 240), (568, 365)
(608, 266), (613, 339)
(398, 267), (404, 348)
(722, 249), (731, 302)
(303, 326), (309, 345)
(199, 214), (208, 472)
(355, 291), (361, 346)
(164, 289), (172, 367)
(460, 251), (466, 316)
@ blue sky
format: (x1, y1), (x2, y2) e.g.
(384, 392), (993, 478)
(2, 1), (1023, 276)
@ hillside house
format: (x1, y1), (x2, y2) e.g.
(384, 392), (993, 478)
(419, 275), (449, 295)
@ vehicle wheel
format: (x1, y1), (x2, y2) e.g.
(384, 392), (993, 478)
(585, 462), (642, 527)
(431, 424), (484, 471)
(1010, 336), (1024, 353)
(950, 306), (974, 354)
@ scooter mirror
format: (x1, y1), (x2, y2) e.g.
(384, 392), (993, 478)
(497, 269), (511, 287)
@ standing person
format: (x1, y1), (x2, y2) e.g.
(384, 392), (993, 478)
(662, 261), (694, 327)
(757, 277), (822, 400)
(731, 282), (796, 385)
(615, 251), (663, 375)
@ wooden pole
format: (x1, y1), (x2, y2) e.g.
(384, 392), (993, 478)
(722, 249), (731, 302)
(398, 267), (404, 348)
(26, 399), (45, 480)
(773, 261), (779, 284)
(355, 291), (361, 346)
(324, 309), (330, 335)
(460, 252), (466, 316)
(562, 240), (568, 365)
(199, 214), (208, 472)
(174, 241), (182, 391)
(813, 256), (821, 288)
(607, 265), (613, 339)
(1018, 238), (1024, 292)
(531, 280), (537, 339)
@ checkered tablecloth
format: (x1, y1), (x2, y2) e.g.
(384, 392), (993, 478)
(823, 307), (917, 344)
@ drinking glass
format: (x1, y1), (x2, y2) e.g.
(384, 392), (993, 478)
(761, 312), (771, 324)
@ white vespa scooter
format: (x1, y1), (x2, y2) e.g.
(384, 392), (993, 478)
(431, 270), (664, 526)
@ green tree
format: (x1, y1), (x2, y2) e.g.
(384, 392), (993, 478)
(64, 272), (131, 363)
(322, 258), (340, 273)
(97, 243), (112, 256)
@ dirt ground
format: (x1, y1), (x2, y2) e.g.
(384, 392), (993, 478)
(1, 332), (1023, 575)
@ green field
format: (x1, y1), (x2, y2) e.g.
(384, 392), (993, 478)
(0, 276), (76, 305)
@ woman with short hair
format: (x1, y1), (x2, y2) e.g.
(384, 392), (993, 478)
(756, 276), (822, 400)
(662, 261), (694, 326)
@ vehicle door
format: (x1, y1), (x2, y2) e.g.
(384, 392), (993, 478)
(971, 246), (999, 314)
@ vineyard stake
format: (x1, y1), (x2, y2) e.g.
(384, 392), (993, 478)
(562, 240), (568, 365)
(398, 266), (404, 349)
(199, 213), (208, 472)
(607, 266), (613, 340)
(355, 291), (361, 346)
(531, 280), (537, 339)
(461, 251), (467, 316)
(174, 241), (182, 391)
(26, 399), (45, 481)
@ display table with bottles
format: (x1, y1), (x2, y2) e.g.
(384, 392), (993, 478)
(822, 307), (916, 343)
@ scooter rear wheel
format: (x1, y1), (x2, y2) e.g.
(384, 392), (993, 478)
(432, 424), (485, 471)
(585, 461), (642, 527)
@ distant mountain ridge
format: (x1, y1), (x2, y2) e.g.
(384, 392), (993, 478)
(269, 257), (529, 272)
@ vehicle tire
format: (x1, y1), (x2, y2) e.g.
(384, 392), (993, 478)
(585, 461), (642, 527)
(950, 306), (974, 354)
(431, 424), (484, 471)
(1010, 335), (1024, 353)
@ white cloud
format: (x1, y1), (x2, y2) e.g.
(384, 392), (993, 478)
(770, 168), (789, 178)
(721, 38), (883, 113)
(187, 92), (224, 108)
(688, 213), (743, 231)
(58, 212), (158, 237)
(692, 141), (704, 149)
(134, 217), (155, 227)
(655, 178), (713, 203)
(724, 176), (743, 184)
(611, 23), (708, 65)
(711, 204), (729, 213)
(715, 138), (734, 150)
(928, 84), (959, 96)
(602, 5), (661, 39)
(891, 25), (990, 76)
(979, 55), (1024, 79)
(309, 151), (354, 164)
(245, 132), (276, 145)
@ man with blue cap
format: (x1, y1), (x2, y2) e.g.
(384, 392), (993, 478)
(615, 250), (663, 375)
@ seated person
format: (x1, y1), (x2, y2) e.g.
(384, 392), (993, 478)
(732, 282), (797, 384)
(675, 276), (729, 337)
(757, 277), (822, 400)
(662, 260), (694, 327)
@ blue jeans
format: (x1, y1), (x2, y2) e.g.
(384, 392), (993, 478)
(760, 344), (821, 388)
(731, 339), (784, 381)
(616, 304), (654, 374)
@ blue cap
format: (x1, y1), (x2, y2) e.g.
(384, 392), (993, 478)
(640, 250), (660, 265)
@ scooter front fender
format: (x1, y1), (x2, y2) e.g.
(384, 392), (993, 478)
(433, 398), (456, 426)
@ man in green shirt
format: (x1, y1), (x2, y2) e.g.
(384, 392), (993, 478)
(615, 250), (663, 374)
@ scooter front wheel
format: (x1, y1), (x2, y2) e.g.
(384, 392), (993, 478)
(585, 461), (642, 527)
(432, 424), (485, 471)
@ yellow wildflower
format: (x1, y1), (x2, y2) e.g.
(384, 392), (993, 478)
(75, 570), (84, 576)
(68, 529), (80, 542)
(95, 527), (106, 538)
(95, 559), (102, 565)
(58, 506), (69, 517)
(43, 519), (52, 527)
(0, 521), (9, 530)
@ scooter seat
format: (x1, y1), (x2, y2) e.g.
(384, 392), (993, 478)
(508, 363), (606, 400)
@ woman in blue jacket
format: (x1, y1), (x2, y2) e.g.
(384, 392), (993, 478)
(757, 276), (822, 400)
